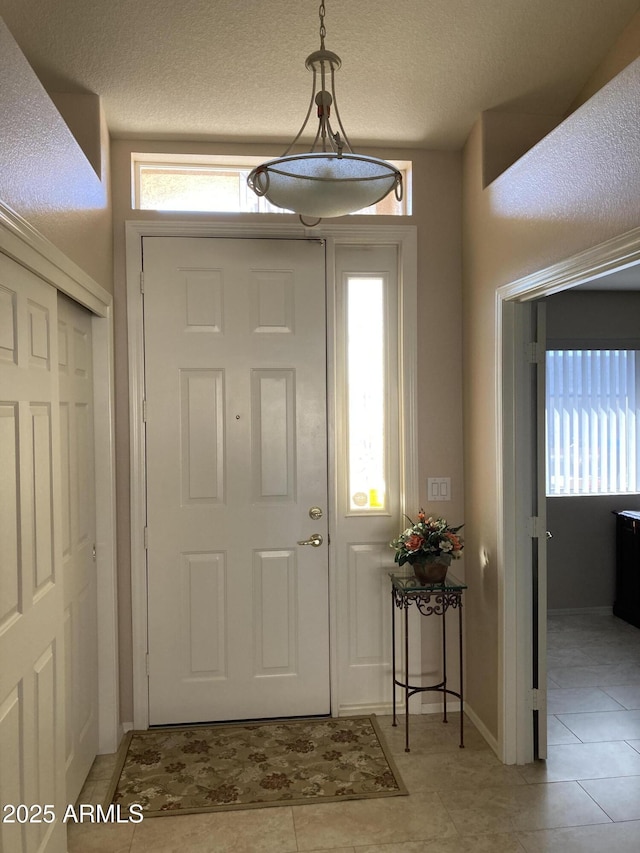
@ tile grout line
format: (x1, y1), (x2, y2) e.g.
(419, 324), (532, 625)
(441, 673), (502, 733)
(290, 804), (301, 853)
(126, 823), (136, 853)
(576, 779), (618, 823)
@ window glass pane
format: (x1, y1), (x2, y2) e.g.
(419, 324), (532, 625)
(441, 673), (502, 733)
(546, 350), (639, 495)
(133, 157), (410, 215)
(347, 277), (386, 511)
(138, 166), (266, 212)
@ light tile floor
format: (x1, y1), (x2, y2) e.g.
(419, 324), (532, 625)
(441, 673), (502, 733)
(69, 612), (640, 852)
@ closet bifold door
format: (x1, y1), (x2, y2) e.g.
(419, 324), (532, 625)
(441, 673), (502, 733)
(0, 254), (67, 853)
(57, 292), (98, 804)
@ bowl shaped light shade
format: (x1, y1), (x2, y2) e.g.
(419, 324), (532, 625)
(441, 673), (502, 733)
(248, 153), (401, 218)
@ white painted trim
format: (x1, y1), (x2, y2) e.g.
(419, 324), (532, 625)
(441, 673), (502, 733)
(339, 702), (412, 716)
(0, 201), (120, 754)
(420, 702), (464, 715)
(464, 702), (499, 756)
(497, 225), (640, 765)
(499, 225), (640, 303)
(503, 301), (538, 765)
(496, 298), (517, 764)
(125, 220), (418, 729)
(325, 237), (340, 718)
(397, 230), (420, 520)
(0, 201), (111, 316)
(499, 300), (548, 764)
(125, 230), (149, 731)
(395, 229), (422, 713)
(92, 313), (121, 754)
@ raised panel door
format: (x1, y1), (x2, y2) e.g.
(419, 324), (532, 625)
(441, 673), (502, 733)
(144, 237), (330, 724)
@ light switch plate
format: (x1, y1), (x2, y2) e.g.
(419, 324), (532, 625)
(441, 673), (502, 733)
(428, 477), (451, 501)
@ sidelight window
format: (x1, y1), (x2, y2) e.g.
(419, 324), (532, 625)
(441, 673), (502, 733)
(345, 275), (388, 512)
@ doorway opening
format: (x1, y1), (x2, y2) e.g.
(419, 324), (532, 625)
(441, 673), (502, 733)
(498, 226), (640, 765)
(544, 294), (640, 754)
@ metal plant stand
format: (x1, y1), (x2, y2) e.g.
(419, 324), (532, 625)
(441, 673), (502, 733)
(390, 571), (467, 752)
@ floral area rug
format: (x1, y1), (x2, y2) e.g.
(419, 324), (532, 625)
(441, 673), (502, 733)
(106, 715), (407, 817)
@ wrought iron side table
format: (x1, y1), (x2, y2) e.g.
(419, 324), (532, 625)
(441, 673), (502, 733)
(390, 571), (467, 752)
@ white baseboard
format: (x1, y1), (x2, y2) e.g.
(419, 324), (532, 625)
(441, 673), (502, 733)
(463, 703), (499, 757)
(420, 701), (463, 716)
(338, 702), (422, 717)
(420, 701), (499, 758)
(548, 606), (612, 616)
(97, 722), (130, 756)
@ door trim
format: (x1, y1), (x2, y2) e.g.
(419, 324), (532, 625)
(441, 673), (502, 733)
(126, 221), (418, 729)
(497, 224), (640, 764)
(0, 200), (120, 755)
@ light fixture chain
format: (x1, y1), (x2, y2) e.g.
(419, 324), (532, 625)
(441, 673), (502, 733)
(247, 0), (403, 222)
(319, 1), (326, 49)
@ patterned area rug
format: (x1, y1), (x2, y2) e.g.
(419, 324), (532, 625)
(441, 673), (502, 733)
(107, 716), (407, 817)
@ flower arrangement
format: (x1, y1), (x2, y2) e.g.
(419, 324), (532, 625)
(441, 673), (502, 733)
(390, 510), (464, 567)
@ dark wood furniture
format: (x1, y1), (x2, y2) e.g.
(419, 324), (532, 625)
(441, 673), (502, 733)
(614, 510), (640, 629)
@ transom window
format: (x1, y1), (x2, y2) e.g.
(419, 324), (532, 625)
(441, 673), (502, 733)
(132, 153), (411, 216)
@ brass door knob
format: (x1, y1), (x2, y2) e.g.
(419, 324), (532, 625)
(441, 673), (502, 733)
(297, 533), (323, 547)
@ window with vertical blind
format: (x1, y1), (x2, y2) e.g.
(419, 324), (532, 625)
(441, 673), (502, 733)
(546, 350), (640, 495)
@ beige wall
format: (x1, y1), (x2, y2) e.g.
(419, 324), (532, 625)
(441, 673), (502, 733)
(0, 19), (112, 292)
(110, 140), (463, 720)
(571, 8), (640, 112)
(547, 496), (640, 610)
(462, 58), (640, 740)
(546, 289), (640, 346)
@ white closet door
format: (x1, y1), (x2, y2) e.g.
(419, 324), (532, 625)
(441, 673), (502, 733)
(0, 253), (66, 853)
(57, 292), (98, 802)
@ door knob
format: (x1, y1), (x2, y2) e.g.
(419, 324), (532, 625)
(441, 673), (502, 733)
(546, 531), (553, 540)
(297, 533), (323, 547)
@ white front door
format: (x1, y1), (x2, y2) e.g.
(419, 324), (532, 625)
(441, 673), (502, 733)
(57, 293), (98, 801)
(143, 237), (330, 725)
(0, 254), (66, 853)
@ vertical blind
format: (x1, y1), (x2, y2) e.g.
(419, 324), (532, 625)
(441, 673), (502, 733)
(546, 350), (640, 495)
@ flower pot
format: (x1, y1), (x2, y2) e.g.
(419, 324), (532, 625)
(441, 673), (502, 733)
(413, 558), (450, 585)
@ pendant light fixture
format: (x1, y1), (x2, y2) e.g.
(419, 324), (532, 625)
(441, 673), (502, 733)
(247, 1), (402, 224)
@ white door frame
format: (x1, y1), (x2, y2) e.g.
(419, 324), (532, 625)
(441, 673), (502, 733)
(0, 203), (120, 755)
(126, 221), (418, 729)
(497, 224), (640, 764)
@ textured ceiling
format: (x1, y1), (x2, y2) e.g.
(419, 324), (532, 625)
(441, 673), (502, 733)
(0, 0), (639, 149)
